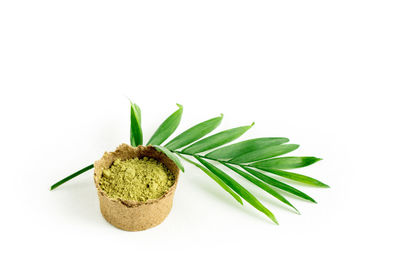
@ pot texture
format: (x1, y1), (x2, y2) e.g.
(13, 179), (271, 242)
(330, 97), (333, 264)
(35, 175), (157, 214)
(94, 144), (179, 231)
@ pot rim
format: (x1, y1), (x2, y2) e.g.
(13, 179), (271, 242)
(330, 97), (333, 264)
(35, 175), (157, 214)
(94, 144), (180, 208)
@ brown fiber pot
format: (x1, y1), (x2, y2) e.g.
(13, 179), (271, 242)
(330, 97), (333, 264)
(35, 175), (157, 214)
(93, 144), (180, 231)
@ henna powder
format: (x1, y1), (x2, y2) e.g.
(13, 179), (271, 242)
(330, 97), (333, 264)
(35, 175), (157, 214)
(99, 157), (175, 202)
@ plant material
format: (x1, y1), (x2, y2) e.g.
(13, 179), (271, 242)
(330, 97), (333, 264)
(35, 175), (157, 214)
(147, 104), (183, 146)
(223, 163), (299, 213)
(165, 114), (223, 150)
(205, 137), (289, 159)
(249, 156), (322, 170)
(50, 101), (328, 224)
(182, 124), (254, 154)
(196, 156), (278, 224)
(243, 167), (317, 203)
(153, 145), (185, 172)
(130, 101), (143, 147)
(99, 157), (175, 202)
(50, 164), (94, 190)
(178, 155), (243, 205)
(228, 144), (300, 163)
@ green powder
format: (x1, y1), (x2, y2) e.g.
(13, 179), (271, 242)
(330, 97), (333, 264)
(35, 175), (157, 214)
(99, 157), (175, 202)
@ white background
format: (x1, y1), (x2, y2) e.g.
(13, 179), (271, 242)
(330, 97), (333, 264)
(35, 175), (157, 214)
(0, 1), (399, 266)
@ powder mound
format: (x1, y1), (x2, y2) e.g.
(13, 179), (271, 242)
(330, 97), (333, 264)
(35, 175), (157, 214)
(99, 157), (175, 202)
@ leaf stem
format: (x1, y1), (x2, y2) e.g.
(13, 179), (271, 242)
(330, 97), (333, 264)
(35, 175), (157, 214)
(50, 164), (94, 190)
(172, 150), (247, 167)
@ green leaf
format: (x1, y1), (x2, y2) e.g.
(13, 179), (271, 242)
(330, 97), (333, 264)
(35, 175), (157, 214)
(196, 156), (278, 224)
(153, 145), (185, 172)
(179, 155), (243, 205)
(182, 123), (254, 154)
(250, 157), (322, 170)
(265, 169), (329, 188)
(205, 137), (289, 159)
(147, 104), (183, 146)
(134, 103), (141, 124)
(50, 164), (94, 190)
(130, 101), (143, 146)
(165, 114), (223, 150)
(243, 167), (316, 203)
(223, 163), (299, 213)
(229, 144), (300, 163)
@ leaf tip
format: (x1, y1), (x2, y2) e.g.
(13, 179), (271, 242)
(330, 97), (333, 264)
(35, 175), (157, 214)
(320, 183), (330, 188)
(125, 95), (133, 104)
(291, 205), (300, 214)
(264, 211), (278, 225)
(50, 183), (58, 191)
(220, 113), (224, 119)
(176, 103), (183, 110)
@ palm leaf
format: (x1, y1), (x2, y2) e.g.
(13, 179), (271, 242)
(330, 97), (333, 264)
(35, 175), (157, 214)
(243, 167), (317, 203)
(196, 157), (278, 224)
(205, 137), (289, 159)
(130, 101), (143, 146)
(153, 145), (185, 172)
(223, 163), (299, 213)
(229, 144), (299, 163)
(266, 169), (329, 188)
(182, 123), (254, 154)
(179, 155), (243, 205)
(51, 100), (328, 225)
(165, 114), (223, 150)
(250, 156), (321, 170)
(147, 104), (183, 145)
